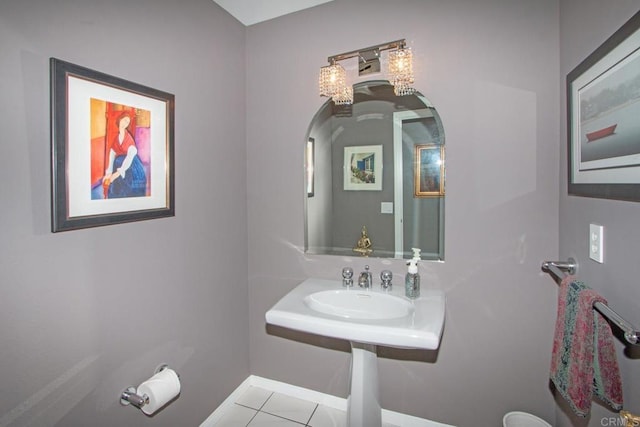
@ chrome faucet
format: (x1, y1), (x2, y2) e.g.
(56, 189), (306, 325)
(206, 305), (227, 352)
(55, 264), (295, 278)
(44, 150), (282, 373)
(358, 265), (372, 289)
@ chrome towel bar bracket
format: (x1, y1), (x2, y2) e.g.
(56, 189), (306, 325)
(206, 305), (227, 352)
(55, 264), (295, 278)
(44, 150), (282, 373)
(541, 258), (577, 276)
(541, 258), (639, 346)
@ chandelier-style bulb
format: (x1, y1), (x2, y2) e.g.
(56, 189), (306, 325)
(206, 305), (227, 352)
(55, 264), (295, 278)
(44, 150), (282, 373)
(319, 63), (346, 98)
(332, 85), (353, 105)
(388, 47), (416, 96)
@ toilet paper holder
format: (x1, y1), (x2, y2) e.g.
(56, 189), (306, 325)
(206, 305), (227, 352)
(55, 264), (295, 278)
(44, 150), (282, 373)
(120, 386), (149, 409)
(120, 364), (177, 411)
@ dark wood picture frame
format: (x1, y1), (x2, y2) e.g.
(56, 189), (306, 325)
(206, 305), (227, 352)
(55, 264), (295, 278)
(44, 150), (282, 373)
(51, 58), (175, 232)
(567, 10), (640, 201)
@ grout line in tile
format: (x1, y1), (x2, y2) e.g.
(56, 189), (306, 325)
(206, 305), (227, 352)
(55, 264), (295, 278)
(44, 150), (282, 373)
(259, 391), (274, 411)
(306, 404), (320, 426)
(306, 404), (319, 426)
(243, 404), (259, 427)
(260, 392), (319, 425)
(235, 387), (274, 412)
(249, 410), (309, 426)
(235, 402), (261, 412)
(260, 409), (314, 426)
(234, 390), (274, 417)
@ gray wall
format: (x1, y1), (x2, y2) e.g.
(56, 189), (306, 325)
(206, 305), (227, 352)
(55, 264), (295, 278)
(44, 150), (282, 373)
(559, 1), (640, 426)
(4, 1), (638, 426)
(0, 1), (249, 426)
(247, 1), (561, 426)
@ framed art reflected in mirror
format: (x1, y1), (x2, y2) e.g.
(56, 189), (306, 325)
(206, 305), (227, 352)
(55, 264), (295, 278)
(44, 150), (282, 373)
(344, 145), (383, 191)
(414, 144), (445, 197)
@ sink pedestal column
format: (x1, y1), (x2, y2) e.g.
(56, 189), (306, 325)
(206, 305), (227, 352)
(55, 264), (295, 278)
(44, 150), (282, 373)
(348, 342), (381, 427)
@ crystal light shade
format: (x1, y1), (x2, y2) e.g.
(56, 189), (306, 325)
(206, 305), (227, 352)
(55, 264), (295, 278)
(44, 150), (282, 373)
(388, 47), (415, 96)
(319, 63), (347, 98)
(333, 85), (353, 105)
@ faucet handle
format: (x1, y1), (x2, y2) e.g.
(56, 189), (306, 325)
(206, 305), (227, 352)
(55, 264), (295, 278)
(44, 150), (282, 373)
(380, 270), (392, 290)
(342, 267), (354, 287)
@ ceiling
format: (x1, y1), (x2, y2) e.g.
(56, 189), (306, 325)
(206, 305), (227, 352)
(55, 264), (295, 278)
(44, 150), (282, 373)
(212, 0), (334, 26)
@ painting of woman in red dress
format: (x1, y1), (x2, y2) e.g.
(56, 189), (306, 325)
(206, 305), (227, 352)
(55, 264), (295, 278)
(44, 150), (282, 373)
(101, 111), (147, 198)
(90, 99), (151, 200)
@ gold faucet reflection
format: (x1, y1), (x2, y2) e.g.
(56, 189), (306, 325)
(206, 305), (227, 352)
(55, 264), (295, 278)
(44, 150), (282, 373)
(353, 226), (373, 256)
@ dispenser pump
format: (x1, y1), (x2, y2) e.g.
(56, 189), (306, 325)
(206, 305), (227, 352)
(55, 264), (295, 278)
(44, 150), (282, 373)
(407, 248), (421, 273)
(407, 258), (418, 274)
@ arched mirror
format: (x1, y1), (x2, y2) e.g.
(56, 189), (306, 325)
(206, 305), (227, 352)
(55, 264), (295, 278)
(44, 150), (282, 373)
(304, 80), (445, 260)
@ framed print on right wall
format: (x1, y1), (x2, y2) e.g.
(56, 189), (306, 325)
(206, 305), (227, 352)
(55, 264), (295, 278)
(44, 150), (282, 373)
(568, 10), (640, 201)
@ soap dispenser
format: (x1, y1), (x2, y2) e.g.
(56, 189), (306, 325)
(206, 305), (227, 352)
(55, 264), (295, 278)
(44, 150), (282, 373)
(405, 248), (421, 299)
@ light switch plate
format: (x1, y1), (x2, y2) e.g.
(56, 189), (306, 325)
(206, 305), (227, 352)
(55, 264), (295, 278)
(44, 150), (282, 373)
(589, 223), (604, 263)
(381, 202), (393, 214)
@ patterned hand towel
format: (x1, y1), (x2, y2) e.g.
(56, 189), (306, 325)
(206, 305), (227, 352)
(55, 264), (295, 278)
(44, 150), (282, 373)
(550, 276), (623, 417)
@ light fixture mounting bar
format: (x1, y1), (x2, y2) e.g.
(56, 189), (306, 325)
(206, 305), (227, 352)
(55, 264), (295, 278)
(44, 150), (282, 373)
(327, 39), (406, 64)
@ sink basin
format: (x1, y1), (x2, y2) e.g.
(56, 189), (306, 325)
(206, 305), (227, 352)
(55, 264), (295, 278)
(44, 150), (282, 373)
(265, 277), (447, 427)
(266, 278), (445, 350)
(304, 289), (413, 320)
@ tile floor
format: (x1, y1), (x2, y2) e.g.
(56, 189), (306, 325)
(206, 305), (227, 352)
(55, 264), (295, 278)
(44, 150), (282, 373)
(211, 385), (398, 427)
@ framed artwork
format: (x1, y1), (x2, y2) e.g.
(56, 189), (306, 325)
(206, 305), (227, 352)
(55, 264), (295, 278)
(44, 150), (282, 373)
(568, 10), (640, 201)
(343, 145), (383, 191)
(50, 58), (175, 232)
(414, 144), (444, 197)
(306, 138), (315, 197)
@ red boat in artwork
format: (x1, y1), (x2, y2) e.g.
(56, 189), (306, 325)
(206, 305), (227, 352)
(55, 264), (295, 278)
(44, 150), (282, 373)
(586, 124), (617, 142)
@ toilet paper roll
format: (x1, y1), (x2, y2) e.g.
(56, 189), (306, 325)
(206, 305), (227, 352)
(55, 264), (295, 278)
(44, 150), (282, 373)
(136, 368), (181, 415)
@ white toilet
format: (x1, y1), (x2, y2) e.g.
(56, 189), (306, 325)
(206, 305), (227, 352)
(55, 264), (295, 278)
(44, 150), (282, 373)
(503, 411), (552, 427)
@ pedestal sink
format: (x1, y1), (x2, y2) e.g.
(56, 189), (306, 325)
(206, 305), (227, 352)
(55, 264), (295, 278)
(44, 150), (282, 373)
(265, 278), (446, 427)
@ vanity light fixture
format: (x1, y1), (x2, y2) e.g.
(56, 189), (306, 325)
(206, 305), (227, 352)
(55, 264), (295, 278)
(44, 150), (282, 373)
(318, 39), (416, 104)
(388, 46), (415, 96)
(318, 61), (347, 98)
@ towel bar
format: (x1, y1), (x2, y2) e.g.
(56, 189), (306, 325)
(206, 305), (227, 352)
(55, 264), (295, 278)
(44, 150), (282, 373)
(542, 259), (639, 346)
